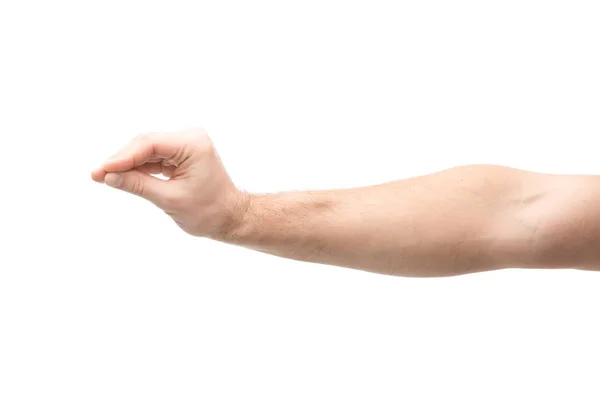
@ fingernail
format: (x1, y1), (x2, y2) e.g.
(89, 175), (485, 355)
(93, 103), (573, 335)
(105, 173), (123, 188)
(106, 154), (121, 163)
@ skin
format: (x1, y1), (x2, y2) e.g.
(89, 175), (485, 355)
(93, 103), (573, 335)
(91, 127), (600, 277)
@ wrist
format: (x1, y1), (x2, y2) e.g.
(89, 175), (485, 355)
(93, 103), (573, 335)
(210, 189), (253, 242)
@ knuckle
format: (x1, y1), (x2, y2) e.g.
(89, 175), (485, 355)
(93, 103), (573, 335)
(199, 136), (215, 155)
(135, 132), (154, 144)
(184, 139), (215, 161)
(186, 127), (211, 146)
(129, 177), (145, 196)
(188, 126), (208, 138)
(202, 143), (216, 157)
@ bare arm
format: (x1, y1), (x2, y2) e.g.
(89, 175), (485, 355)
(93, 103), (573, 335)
(92, 128), (600, 277)
(218, 165), (600, 276)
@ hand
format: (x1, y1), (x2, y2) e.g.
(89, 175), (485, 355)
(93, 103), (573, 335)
(91, 127), (248, 238)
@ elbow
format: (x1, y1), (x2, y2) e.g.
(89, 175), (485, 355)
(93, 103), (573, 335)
(493, 176), (600, 270)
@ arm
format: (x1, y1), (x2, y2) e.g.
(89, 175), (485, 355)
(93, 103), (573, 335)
(92, 128), (600, 277)
(222, 165), (600, 276)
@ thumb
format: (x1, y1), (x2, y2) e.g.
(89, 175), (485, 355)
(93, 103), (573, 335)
(104, 170), (170, 207)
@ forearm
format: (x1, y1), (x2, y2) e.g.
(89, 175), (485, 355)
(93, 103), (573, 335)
(219, 164), (580, 277)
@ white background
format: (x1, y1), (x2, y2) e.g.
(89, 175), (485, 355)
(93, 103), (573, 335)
(1, 0), (600, 399)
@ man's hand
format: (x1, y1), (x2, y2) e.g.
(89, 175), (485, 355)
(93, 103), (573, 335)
(91, 127), (248, 238)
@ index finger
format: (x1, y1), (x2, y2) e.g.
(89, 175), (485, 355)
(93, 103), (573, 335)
(102, 133), (181, 173)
